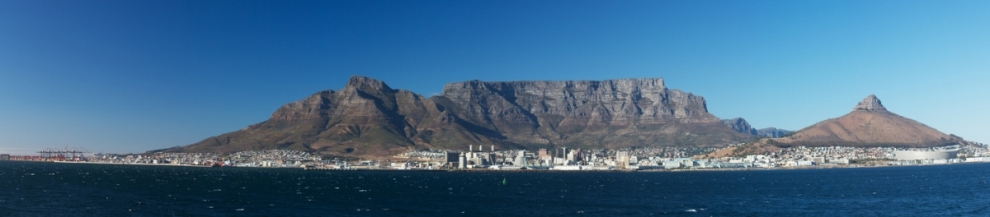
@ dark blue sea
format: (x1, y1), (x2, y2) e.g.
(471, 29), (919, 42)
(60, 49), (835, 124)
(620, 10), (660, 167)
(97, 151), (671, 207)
(2, 161), (990, 216)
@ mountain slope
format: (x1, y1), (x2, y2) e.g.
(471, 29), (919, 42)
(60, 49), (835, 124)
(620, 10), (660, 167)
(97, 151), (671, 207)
(773, 95), (959, 148)
(180, 76), (512, 157)
(176, 76), (752, 156)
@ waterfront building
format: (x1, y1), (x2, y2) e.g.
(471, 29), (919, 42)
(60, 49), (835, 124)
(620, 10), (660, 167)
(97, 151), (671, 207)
(514, 150), (526, 167)
(966, 157), (990, 162)
(538, 148), (549, 160)
(551, 165), (583, 171)
(811, 157), (825, 165)
(465, 152), (493, 166)
(893, 149), (958, 160)
(615, 151), (630, 170)
(662, 160), (680, 169)
(445, 151), (460, 165)
(830, 158), (850, 164)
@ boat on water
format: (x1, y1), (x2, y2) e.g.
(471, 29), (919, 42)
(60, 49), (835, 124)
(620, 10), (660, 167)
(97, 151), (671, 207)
(203, 161), (225, 167)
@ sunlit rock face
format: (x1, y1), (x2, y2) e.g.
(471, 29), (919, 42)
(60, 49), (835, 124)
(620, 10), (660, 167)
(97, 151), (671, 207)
(179, 76), (751, 156)
(722, 118), (791, 138)
(853, 94), (887, 112)
(433, 78), (747, 149)
(722, 118), (757, 135)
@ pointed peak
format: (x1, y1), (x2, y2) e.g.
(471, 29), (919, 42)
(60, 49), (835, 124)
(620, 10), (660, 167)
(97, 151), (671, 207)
(345, 75), (393, 91)
(853, 94), (887, 112)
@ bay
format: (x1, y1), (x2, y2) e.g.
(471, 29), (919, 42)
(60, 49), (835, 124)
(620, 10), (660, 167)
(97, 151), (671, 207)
(2, 161), (990, 216)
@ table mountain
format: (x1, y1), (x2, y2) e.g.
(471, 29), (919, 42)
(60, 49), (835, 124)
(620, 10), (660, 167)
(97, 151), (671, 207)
(175, 76), (752, 156)
(434, 78), (751, 149)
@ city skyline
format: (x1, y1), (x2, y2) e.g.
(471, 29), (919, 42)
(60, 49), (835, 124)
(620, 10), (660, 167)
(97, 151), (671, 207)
(1, 0), (988, 154)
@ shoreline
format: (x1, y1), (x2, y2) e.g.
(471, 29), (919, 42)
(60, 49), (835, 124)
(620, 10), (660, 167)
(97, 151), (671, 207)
(7, 160), (311, 169)
(6, 159), (988, 172)
(53, 160), (213, 167)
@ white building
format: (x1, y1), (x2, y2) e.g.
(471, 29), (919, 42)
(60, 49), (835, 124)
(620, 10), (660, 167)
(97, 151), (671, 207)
(893, 149), (958, 160)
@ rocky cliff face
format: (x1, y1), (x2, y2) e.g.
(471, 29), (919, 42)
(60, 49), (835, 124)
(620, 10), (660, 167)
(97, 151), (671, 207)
(853, 94), (887, 112)
(722, 118), (757, 135)
(756, 128), (792, 138)
(722, 118), (791, 138)
(181, 76), (458, 156)
(433, 78), (745, 149)
(179, 76), (751, 156)
(438, 79), (710, 127)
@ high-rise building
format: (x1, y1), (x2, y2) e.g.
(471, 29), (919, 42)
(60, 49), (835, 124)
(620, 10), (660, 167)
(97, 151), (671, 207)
(615, 151), (629, 170)
(445, 151), (460, 164)
(573, 149), (583, 162)
(515, 150), (526, 166)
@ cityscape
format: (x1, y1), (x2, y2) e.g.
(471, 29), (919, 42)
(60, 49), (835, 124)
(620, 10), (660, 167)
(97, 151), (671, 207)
(3, 142), (987, 171)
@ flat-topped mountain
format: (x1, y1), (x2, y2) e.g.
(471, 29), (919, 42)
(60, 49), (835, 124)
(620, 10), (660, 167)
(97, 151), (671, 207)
(175, 76), (752, 157)
(434, 78), (748, 148)
(773, 95), (959, 148)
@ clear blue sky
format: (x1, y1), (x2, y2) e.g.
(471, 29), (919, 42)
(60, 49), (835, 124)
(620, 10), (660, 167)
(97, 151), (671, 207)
(1, 0), (988, 155)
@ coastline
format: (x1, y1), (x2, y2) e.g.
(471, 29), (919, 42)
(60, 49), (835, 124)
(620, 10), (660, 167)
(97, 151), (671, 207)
(50, 160), (212, 168)
(6, 159), (988, 172)
(14, 160), (311, 169)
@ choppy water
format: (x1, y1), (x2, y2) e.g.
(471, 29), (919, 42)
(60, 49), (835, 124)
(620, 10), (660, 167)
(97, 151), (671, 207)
(2, 161), (990, 216)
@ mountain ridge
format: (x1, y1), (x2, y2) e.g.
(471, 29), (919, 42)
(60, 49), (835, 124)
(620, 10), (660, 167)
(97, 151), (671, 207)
(175, 76), (752, 157)
(721, 118), (792, 138)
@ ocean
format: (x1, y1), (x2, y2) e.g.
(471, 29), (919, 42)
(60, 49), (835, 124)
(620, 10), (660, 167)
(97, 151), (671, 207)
(2, 161), (990, 216)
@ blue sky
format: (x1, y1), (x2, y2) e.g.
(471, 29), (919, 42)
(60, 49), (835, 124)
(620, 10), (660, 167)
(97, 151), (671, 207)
(1, 0), (988, 154)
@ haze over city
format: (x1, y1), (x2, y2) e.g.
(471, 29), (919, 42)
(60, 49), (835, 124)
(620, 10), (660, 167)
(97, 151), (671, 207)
(1, 0), (988, 155)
